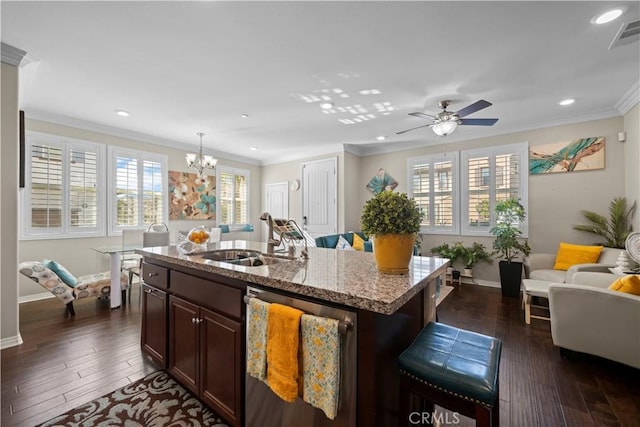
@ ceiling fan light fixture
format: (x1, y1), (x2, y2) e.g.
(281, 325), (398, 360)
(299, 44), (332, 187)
(432, 120), (458, 136)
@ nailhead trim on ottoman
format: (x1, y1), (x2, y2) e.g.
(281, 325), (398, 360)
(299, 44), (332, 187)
(398, 322), (502, 427)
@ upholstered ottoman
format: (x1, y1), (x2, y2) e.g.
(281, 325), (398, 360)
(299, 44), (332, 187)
(398, 322), (502, 427)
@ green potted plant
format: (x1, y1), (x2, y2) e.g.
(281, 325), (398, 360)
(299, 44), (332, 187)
(361, 190), (424, 274)
(490, 198), (531, 297)
(573, 196), (636, 249)
(431, 242), (464, 275)
(461, 242), (493, 276)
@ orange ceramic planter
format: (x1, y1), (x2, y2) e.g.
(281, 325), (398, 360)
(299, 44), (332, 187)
(372, 233), (416, 275)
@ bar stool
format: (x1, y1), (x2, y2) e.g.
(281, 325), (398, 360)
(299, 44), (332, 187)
(398, 322), (502, 426)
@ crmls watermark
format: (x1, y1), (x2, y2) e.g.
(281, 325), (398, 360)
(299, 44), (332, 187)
(408, 411), (461, 425)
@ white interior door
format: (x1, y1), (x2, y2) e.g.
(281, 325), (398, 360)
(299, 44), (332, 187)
(266, 182), (289, 220)
(302, 157), (337, 237)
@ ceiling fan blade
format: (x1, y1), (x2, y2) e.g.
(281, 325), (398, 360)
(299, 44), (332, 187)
(455, 99), (492, 118)
(459, 118), (498, 126)
(409, 112), (435, 119)
(396, 124), (432, 135)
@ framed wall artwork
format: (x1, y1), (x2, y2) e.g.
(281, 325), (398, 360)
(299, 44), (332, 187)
(367, 168), (398, 194)
(529, 136), (605, 174)
(168, 171), (216, 220)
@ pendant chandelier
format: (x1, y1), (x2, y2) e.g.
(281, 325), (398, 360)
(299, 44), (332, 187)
(185, 132), (217, 179)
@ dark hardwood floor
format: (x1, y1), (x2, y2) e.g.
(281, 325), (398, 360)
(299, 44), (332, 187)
(2, 284), (638, 426)
(436, 284), (640, 427)
(1, 288), (157, 427)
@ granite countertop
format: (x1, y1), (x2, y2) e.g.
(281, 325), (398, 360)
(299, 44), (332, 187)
(138, 240), (449, 315)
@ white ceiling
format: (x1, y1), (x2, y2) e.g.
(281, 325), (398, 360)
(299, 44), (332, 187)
(2, 1), (639, 165)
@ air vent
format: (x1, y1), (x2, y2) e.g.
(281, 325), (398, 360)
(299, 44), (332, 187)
(609, 20), (640, 49)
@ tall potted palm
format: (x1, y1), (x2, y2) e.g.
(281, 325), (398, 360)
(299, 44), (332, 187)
(361, 190), (424, 274)
(491, 198), (531, 297)
(573, 196), (636, 249)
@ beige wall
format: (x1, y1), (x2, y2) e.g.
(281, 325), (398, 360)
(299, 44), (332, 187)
(359, 117), (626, 283)
(1, 62), (21, 345)
(261, 151), (345, 240)
(15, 113), (635, 296)
(343, 151), (362, 232)
(624, 104), (640, 231)
(19, 119), (262, 298)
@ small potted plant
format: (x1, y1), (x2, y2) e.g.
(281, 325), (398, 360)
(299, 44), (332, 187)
(461, 242), (493, 276)
(490, 198), (531, 297)
(361, 190), (424, 274)
(431, 242), (464, 275)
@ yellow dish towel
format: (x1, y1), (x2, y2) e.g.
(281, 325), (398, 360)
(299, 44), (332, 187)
(246, 298), (270, 381)
(267, 303), (304, 402)
(301, 314), (341, 420)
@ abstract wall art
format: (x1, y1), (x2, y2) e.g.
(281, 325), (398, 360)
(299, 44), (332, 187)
(367, 168), (398, 194)
(168, 171), (216, 220)
(529, 136), (605, 175)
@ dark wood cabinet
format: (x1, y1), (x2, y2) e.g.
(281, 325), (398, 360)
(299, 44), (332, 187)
(141, 259), (246, 427)
(168, 295), (243, 427)
(168, 296), (200, 394)
(200, 307), (242, 426)
(141, 284), (167, 368)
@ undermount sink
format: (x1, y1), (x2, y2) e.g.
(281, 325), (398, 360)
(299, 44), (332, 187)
(199, 249), (293, 267)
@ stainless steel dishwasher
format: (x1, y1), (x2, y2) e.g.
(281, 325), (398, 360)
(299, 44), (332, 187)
(245, 286), (357, 427)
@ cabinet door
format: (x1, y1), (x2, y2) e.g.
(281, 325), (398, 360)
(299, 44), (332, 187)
(141, 284), (167, 368)
(200, 307), (243, 427)
(168, 296), (200, 395)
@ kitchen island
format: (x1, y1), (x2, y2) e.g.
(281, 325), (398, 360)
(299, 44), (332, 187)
(138, 240), (449, 427)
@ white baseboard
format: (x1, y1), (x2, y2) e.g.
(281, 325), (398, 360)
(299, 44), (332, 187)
(474, 279), (501, 289)
(19, 292), (55, 304)
(1, 334), (23, 350)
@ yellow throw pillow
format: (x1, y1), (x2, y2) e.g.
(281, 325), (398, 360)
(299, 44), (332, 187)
(352, 233), (365, 251)
(608, 275), (640, 296)
(553, 242), (603, 271)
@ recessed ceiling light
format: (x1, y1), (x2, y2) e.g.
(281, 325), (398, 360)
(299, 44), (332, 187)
(591, 7), (626, 24)
(559, 98), (575, 106)
(241, 114), (249, 118)
(377, 136), (386, 141)
(115, 110), (129, 117)
(320, 102), (334, 110)
(250, 146), (258, 151)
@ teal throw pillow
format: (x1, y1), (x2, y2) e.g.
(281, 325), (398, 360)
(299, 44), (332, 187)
(43, 259), (78, 287)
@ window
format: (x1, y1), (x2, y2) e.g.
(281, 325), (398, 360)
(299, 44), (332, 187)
(217, 166), (250, 227)
(21, 133), (105, 239)
(461, 142), (528, 236)
(108, 147), (167, 234)
(407, 153), (459, 234)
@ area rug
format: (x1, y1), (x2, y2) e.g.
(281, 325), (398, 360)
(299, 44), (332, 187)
(37, 371), (229, 427)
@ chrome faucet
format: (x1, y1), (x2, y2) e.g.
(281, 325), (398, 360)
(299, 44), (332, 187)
(259, 212), (281, 254)
(259, 212), (309, 259)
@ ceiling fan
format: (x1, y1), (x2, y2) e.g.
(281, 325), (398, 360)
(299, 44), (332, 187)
(397, 99), (498, 137)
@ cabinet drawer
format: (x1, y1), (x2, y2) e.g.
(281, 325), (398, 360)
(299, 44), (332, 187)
(170, 271), (242, 319)
(142, 262), (168, 290)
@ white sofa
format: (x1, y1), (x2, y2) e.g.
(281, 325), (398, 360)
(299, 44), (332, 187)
(524, 246), (619, 283)
(548, 272), (640, 369)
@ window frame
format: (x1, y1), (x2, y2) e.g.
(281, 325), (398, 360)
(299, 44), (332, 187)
(216, 165), (250, 230)
(460, 142), (529, 237)
(107, 147), (168, 236)
(20, 132), (106, 240)
(407, 152), (460, 235)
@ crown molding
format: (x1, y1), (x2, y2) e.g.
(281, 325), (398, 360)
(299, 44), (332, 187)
(1, 43), (26, 66)
(615, 81), (640, 114)
(25, 109), (261, 166)
(354, 109), (622, 158)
